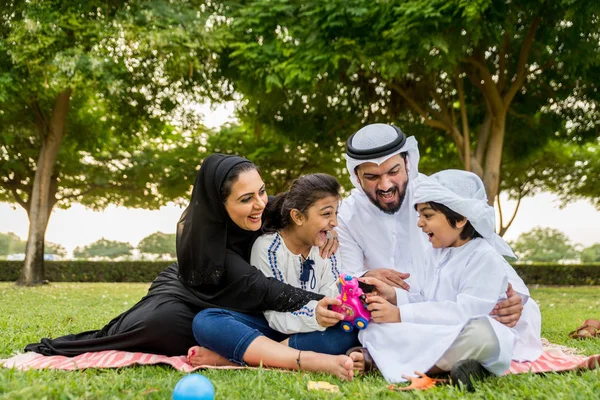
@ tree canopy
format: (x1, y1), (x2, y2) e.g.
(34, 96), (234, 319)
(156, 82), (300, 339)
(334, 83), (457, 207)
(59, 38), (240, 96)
(0, 0), (223, 284)
(137, 231), (176, 258)
(73, 238), (133, 260)
(510, 227), (579, 262)
(212, 0), (600, 233)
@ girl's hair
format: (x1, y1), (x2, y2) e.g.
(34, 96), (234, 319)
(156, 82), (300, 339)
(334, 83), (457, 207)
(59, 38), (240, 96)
(262, 173), (341, 233)
(220, 162), (259, 201)
(416, 201), (482, 240)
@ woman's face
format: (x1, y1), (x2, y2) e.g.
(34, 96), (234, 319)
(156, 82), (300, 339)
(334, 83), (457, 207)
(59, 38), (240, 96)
(224, 169), (268, 231)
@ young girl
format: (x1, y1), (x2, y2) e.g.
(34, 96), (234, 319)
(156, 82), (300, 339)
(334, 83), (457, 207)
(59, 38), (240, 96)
(190, 173), (359, 370)
(353, 170), (542, 389)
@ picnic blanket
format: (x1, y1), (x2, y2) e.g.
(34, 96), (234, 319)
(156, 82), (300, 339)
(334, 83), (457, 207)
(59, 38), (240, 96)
(1, 339), (598, 374)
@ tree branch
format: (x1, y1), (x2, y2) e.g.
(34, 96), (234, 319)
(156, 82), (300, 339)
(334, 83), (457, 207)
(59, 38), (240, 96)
(466, 54), (505, 116)
(497, 188), (523, 237)
(497, 31), (510, 93)
(455, 74), (471, 171)
(503, 16), (541, 107)
(388, 81), (449, 131)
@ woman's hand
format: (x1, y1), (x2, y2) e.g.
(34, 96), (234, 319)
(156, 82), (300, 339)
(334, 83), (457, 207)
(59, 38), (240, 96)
(319, 230), (339, 258)
(315, 297), (344, 327)
(366, 295), (401, 323)
(490, 283), (523, 328)
(359, 276), (397, 305)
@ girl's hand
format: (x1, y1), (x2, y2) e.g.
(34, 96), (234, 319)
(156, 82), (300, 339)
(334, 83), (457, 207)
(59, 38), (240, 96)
(366, 295), (401, 323)
(359, 276), (398, 305)
(315, 297), (344, 327)
(319, 230), (339, 258)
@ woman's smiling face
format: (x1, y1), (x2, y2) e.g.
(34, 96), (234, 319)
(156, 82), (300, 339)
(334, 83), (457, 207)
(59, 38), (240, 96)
(224, 169), (268, 231)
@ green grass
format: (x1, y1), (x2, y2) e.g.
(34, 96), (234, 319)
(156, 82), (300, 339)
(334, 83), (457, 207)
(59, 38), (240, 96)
(1, 283), (599, 399)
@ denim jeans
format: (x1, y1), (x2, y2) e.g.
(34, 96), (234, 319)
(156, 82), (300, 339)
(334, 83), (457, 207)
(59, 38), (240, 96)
(192, 308), (360, 365)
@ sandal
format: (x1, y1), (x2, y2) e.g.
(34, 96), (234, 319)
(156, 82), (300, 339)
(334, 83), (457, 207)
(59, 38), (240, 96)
(568, 319), (600, 339)
(346, 346), (378, 373)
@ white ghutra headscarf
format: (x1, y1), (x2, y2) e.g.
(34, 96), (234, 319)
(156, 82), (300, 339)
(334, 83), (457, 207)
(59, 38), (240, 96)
(413, 169), (517, 259)
(345, 123), (420, 191)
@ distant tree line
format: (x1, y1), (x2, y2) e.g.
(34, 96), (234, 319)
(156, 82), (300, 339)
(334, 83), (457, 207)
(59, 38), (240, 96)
(0, 231), (175, 260)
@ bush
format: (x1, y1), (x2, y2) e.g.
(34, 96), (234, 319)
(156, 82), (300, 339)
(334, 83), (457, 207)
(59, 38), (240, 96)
(513, 263), (600, 286)
(0, 261), (599, 285)
(0, 261), (175, 282)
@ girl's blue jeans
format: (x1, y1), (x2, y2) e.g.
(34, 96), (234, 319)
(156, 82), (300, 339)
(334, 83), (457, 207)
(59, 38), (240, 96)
(192, 308), (359, 365)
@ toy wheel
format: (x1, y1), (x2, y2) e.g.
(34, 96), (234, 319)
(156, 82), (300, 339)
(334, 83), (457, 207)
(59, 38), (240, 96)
(340, 321), (354, 332)
(354, 317), (368, 330)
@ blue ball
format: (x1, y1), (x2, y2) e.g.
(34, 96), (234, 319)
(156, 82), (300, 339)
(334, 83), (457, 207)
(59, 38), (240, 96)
(172, 374), (215, 400)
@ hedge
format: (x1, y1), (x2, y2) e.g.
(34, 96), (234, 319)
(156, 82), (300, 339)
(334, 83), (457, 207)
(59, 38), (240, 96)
(0, 261), (175, 283)
(1, 261), (599, 285)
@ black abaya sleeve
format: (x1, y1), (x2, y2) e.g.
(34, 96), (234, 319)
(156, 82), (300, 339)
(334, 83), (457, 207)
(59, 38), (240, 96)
(190, 250), (323, 313)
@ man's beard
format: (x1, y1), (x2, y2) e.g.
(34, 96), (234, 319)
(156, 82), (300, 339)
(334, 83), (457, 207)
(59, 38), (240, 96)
(365, 179), (408, 215)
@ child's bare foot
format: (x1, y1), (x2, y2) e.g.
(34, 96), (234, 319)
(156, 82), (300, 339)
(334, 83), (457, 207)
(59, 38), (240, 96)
(299, 352), (354, 381)
(348, 350), (365, 372)
(186, 346), (237, 367)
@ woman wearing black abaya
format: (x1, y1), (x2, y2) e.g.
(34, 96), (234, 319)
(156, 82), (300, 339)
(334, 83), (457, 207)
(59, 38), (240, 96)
(25, 154), (354, 380)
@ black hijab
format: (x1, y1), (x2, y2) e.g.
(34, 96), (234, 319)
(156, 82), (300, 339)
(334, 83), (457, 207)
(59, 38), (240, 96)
(176, 154), (258, 286)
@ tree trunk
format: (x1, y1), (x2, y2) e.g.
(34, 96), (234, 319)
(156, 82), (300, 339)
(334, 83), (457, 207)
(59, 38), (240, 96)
(18, 89), (72, 286)
(482, 113), (506, 206)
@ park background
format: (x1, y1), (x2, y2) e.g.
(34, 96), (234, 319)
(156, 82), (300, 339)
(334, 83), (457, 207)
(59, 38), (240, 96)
(1, 1), (599, 398)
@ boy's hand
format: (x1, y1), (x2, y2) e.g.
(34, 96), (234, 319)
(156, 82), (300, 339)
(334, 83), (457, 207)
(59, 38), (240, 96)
(315, 297), (344, 327)
(359, 276), (398, 305)
(490, 283), (523, 328)
(363, 268), (410, 290)
(366, 295), (401, 323)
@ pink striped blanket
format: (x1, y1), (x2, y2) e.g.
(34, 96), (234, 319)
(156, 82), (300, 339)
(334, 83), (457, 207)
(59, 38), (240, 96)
(1, 340), (598, 374)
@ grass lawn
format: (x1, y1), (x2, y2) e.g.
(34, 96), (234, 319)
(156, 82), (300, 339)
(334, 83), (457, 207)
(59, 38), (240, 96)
(1, 283), (599, 399)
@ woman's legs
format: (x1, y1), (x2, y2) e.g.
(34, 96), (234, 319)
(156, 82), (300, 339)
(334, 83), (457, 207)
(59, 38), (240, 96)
(286, 327), (360, 355)
(192, 308), (353, 380)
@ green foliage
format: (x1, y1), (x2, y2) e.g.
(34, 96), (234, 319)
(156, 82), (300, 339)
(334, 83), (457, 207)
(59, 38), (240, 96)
(73, 238), (134, 260)
(0, 232), (25, 255)
(214, 0), (600, 204)
(510, 227), (579, 262)
(513, 263), (600, 286)
(0, 0), (222, 212)
(137, 231), (176, 258)
(580, 244), (600, 263)
(0, 261), (169, 282)
(1, 283), (600, 398)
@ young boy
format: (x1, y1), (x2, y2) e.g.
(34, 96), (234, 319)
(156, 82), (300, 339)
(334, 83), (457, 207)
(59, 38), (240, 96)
(353, 170), (542, 389)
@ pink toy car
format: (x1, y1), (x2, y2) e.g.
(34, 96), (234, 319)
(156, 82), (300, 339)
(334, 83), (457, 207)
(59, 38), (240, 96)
(331, 275), (371, 332)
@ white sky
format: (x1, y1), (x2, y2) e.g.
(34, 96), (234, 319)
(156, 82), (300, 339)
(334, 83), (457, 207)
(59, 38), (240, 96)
(1, 102), (599, 255)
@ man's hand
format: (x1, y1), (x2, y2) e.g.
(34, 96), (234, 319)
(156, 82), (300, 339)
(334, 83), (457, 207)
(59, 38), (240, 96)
(366, 295), (401, 323)
(319, 230), (339, 258)
(490, 283), (523, 328)
(315, 297), (344, 327)
(359, 276), (397, 305)
(363, 268), (410, 290)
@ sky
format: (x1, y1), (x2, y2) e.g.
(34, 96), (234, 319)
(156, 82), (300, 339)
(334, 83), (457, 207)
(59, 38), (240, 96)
(1, 102), (599, 256)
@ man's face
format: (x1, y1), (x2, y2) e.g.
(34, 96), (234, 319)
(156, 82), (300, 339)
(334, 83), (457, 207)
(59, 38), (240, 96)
(356, 154), (409, 215)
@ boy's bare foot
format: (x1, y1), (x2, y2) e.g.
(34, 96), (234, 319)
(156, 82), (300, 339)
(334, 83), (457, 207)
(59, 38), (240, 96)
(348, 350), (365, 372)
(299, 352), (354, 381)
(186, 346), (237, 367)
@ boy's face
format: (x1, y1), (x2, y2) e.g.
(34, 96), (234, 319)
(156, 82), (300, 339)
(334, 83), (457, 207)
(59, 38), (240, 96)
(416, 203), (467, 248)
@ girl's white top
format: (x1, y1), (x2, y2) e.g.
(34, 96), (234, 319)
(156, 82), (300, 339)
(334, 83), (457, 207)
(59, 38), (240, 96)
(250, 232), (341, 334)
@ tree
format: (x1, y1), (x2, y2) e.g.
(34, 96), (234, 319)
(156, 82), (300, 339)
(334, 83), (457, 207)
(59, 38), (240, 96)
(73, 238), (133, 260)
(580, 244), (600, 263)
(213, 0), (600, 234)
(0, 232), (25, 255)
(1, 0), (223, 284)
(45, 242), (67, 257)
(137, 232), (176, 258)
(510, 227), (578, 262)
